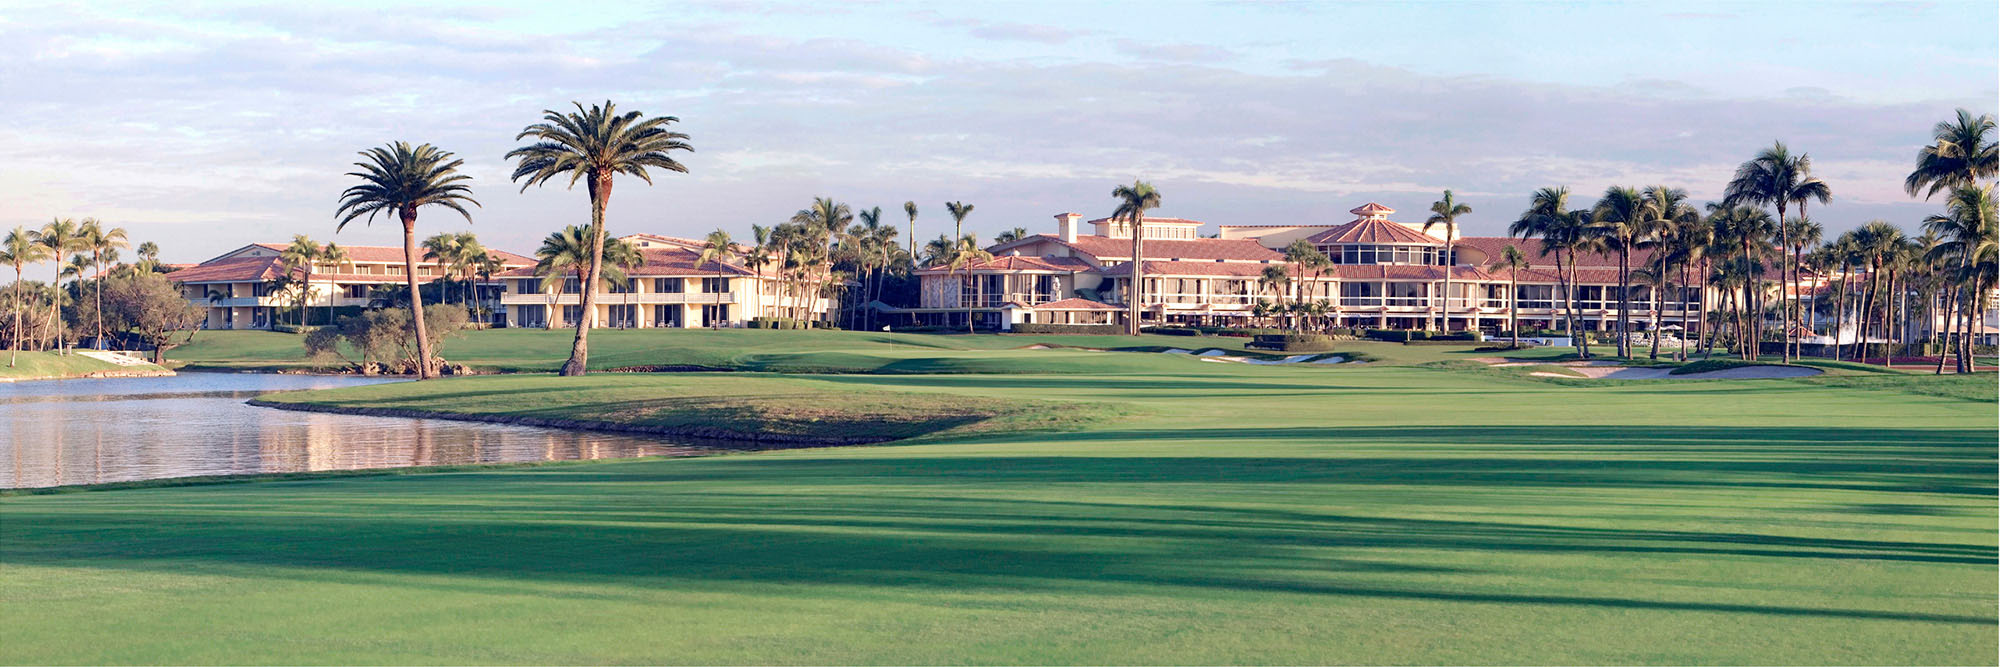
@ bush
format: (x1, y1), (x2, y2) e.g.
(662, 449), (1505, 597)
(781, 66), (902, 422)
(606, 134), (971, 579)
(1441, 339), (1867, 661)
(751, 317), (812, 330)
(1248, 333), (1337, 352)
(1142, 326), (1202, 336)
(1012, 323), (1124, 335)
(1402, 340), (1491, 346)
(305, 304), (468, 374)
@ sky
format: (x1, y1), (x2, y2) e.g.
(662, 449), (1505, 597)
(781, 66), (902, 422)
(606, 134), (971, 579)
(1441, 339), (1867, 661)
(3, 0), (1996, 263)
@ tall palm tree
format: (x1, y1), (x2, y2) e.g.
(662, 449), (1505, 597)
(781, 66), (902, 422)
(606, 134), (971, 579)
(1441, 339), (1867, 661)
(944, 201), (973, 243)
(1906, 109), (1998, 200)
(904, 201), (919, 258)
(1511, 187), (1591, 357)
(279, 235), (324, 326)
(1487, 243), (1529, 348)
(698, 229), (733, 329)
(1423, 189), (1472, 332)
(1109, 182), (1160, 335)
(1726, 142), (1826, 361)
(508, 100), (691, 376)
(1590, 186), (1649, 357)
(793, 198), (853, 323)
(1639, 185), (1698, 358)
(1258, 264), (1290, 328)
(1826, 231), (1861, 360)
(1784, 216), (1825, 355)
(79, 219), (127, 349)
(321, 242), (350, 326)
(854, 207), (886, 329)
(1851, 220), (1906, 365)
(30, 218), (84, 354)
(336, 141), (479, 379)
(534, 225), (642, 330)
(2, 227), (50, 365)
(1923, 184), (1998, 372)
(1284, 239), (1330, 333)
(948, 234), (993, 333)
(994, 227), (1031, 244)
(135, 241), (161, 273)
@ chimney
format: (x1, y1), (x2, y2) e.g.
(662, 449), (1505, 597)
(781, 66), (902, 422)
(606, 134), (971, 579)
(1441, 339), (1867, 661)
(1056, 212), (1081, 243)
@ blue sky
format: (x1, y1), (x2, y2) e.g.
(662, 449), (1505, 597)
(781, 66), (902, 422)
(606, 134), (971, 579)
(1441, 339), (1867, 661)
(4, 0), (1995, 261)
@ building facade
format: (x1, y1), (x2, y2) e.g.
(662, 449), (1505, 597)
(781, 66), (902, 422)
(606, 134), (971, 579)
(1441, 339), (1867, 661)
(494, 234), (833, 329)
(914, 203), (1706, 332)
(171, 243), (533, 330)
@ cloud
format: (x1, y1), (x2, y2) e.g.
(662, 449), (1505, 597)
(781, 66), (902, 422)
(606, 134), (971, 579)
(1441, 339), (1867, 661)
(1113, 39), (1239, 63)
(969, 22), (1081, 45)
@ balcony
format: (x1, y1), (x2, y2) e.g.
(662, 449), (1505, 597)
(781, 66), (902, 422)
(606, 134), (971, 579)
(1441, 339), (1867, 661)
(500, 292), (735, 306)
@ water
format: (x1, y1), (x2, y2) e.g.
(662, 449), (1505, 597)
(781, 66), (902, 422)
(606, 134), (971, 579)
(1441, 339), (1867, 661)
(1, 373), (718, 489)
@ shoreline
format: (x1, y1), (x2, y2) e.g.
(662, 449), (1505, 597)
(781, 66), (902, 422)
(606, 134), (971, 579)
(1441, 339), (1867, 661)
(0, 368), (177, 383)
(245, 398), (901, 446)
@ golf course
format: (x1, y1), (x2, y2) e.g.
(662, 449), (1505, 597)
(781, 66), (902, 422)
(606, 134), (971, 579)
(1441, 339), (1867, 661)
(2, 329), (1994, 664)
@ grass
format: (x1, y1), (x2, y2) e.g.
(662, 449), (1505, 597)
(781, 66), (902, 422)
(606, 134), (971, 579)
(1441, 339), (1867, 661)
(4, 347), (1994, 664)
(0, 351), (164, 380)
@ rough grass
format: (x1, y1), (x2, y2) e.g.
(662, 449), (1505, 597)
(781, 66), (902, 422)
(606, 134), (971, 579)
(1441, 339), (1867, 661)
(3, 356), (1993, 664)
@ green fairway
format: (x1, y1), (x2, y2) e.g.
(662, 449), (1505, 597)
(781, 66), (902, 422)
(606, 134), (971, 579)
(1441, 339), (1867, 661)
(3, 353), (1993, 664)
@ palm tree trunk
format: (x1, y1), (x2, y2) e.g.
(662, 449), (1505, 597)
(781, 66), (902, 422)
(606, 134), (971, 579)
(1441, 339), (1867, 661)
(1127, 227), (1144, 336)
(1441, 224), (1453, 333)
(1508, 275), (1518, 348)
(399, 212), (434, 379)
(562, 173), (611, 376)
(92, 251), (105, 350)
(9, 267), (20, 366)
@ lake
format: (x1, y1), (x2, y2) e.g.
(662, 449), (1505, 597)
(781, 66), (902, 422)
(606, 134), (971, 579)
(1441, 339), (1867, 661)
(1, 373), (715, 489)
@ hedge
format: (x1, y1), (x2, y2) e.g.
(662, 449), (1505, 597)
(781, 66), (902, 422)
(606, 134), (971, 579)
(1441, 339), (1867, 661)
(1142, 327), (1203, 336)
(751, 317), (814, 329)
(1248, 333), (1337, 352)
(1011, 323), (1125, 335)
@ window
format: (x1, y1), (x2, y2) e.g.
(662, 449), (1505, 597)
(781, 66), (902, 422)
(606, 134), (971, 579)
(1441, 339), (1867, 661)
(652, 304), (680, 327)
(608, 304), (636, 327)
(561, 305), (584, 324)
(701, 277), (730, 293)
(610, 278), (637, 294)
(701, 304), (730, 324)
(654, 278), (682, 293)
(343, 285), (368, 298)
(387, 265), (404, 276)
(518, 278), (541, 295)
(562, 278), (581, 294)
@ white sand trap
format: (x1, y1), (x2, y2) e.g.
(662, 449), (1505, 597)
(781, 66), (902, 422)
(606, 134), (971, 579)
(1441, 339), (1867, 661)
(1162, 348), (1192, 354)
(1311, 356), (1347, 364)
(1196, 349), (1229, 357)
(1198, 356), (1240, 363)
(1242, 354), (1317, 365)
(1022, 344), (1053, 350)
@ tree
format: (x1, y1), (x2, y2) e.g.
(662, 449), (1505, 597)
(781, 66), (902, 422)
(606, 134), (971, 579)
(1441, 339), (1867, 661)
(1726, 142), (1828, 362)
(508, 100), (691, 376)
(1283, 239), (1330, 333)
(792, 198), (853, 323)
(1258, 264), (1290, 328)
(1487, 243), (1529, 348)
(699, 229), (733, 329)
(79, 219), (127, 349)
(306, 304), (468, 374)
(320, 243), (350, 327)
(30, 218), (85, 354)
(1511, 187), (1592, 358)
(279, 235), (324, 326)
(1423, 189), (1471, 332)
(947, 234), (993, 333)
(1923, 185), (1997, 373)
(1590, 186), (1652, 358)
(1905, 108), (1998, 200)
(1, 226), (51, 365)
(994, 227), (1031, 244)
(533, 225), (641, 331)
(904, 201), (919, 258)
(1851, 220), (1906, 365)
(337, 142), (479, 380)
(99, 273), (204, 363)
(1109, 182), (1160, 335)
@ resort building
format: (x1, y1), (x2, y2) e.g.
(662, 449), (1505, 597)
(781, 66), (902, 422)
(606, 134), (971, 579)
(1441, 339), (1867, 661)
(913, 203), (1704, 332)
(493, 234), (832, 329)
(171, 243), (534, 330)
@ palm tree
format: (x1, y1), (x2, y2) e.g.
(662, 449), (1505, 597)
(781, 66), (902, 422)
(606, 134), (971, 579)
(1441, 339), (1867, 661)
(1511, 187), (1592, 358)
(321, 243), (350, 326)
(904, 201), (919, 258)
(78, 219), (127, 349)
(698, 229), (733, 329)
(1784, 216), (1825, 355)
(1726, 142), (1827, 362)
(30, 218), (84, 354)
(1284, 239), (1330, 333)
(947, 234), (993, 333)
(1423, 189), (1472, 332)
(507, 100), (691, 376)
(1826, 232), (1861, 360)
(2, 227), (50, 365)
(792, 198), (853, 323)
(1109, 182), (1160, 335)
(944, 201), (974, 244)
(279, 235), (325, 326)
(853, 207), (886, 330)
(1852, 220), (1906, 365)
(1258, 264), (1290, 328)
(336, 142), (478, 378)
(1906, 109), (1998, 200)
(135, 241), (161, 273)
(994, 227), (1031, 244)
(1923, 184), (1998, 373)
(1487, 244), (1529, 349)
(534, 225), (642, 330)
(1590, 186), (1650, 357)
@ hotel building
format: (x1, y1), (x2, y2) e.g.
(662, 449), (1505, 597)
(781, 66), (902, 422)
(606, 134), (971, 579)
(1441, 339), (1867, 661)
(492, 234), (833, 329)
(172, 243), (534, 330)
(913, 203), (1702, 332)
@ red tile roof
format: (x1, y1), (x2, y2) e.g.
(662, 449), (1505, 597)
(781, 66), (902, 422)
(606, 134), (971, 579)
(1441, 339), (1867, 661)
(1134, 260), (1274, 277)
(1304, 219), (1441, 245)
(1349, 202), (1395, 215)
(168, 256), (462, 284)
(247, 243), (534, 266)
(1082, 216), (1205, 226)
(1450, 236), (1655, 270)
(1054, 235), (1282, 262)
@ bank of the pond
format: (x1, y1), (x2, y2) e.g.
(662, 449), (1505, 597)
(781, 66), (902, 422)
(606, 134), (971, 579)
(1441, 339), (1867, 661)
(0, 351), (174, 382)
(253, 373), (1121, 445)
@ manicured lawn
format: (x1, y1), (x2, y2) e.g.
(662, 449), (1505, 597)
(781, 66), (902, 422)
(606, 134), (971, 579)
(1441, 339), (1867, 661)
(0, 351), (161, 380)
(3, 357), (1993, 664)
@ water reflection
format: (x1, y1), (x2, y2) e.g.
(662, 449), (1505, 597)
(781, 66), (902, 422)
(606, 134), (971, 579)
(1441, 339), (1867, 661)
(2, 373), (719, 489)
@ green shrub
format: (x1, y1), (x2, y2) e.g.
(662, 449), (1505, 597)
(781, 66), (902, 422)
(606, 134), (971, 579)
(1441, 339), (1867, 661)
(1012, 323), (1124, 335)
(1248, 333), (1337, 352)
(1142, 327), (1203, 336)
(751, 317), (813, 330)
